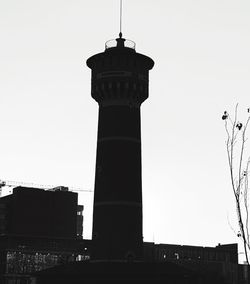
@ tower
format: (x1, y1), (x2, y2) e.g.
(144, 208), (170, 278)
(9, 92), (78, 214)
(87, 34), (154, 261)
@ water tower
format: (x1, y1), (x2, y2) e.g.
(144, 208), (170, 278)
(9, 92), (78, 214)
(87, 33), (154, 261)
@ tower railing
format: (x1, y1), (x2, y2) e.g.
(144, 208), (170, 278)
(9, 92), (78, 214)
(105, 39), (136, 50)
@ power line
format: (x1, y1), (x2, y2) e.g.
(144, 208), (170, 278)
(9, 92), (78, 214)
(0, 179), (93, 196)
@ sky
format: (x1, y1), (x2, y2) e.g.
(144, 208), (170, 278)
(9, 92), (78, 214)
(0, 0), (250, 262)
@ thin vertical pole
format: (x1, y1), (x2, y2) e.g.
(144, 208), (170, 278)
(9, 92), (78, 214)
(119, 0), (123, 37)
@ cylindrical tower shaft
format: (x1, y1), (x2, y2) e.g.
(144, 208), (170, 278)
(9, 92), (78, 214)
(87, 37), (154, 261)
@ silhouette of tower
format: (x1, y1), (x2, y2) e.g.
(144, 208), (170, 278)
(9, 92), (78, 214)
(87, 34), (154, 261)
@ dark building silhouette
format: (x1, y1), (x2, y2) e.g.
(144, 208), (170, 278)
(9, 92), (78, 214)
(32, 261), (205, 284)
(0, 186), (88, 283)
(144, 242), (239, 284)
(86, 34), (154, 261)
(31, 241), (241, 284)
(0, 186), (243, 283)
(0, 235), (90, 283)
(0, 186), (82, 239)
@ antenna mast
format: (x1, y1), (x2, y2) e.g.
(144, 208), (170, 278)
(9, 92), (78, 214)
(119, 0), (123, 38)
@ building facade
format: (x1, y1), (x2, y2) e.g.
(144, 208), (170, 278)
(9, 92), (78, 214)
(144, 242), (238, 284)
(0, 186), (82, 239)
(0, 186), (86, 284)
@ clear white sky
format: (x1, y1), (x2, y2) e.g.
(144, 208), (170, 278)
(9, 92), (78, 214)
(1, 0), (250, 261)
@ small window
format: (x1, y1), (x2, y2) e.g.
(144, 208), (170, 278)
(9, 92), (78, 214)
(174, 253), (179, 260)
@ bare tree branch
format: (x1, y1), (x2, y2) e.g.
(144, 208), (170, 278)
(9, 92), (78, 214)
(223, 104), (250, 264)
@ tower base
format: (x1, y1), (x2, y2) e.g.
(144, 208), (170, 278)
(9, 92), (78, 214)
(32, 260), (222, 284)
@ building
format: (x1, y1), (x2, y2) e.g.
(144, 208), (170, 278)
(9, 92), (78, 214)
(0, 235), (91, 284)
(32, 260), (205, 284)
(144, 242), (239, 284)
(87, 33), (154, 261)
(31, 240), (245, 284)
(0, 186), (88, 284)
(0, 186), (82, 239)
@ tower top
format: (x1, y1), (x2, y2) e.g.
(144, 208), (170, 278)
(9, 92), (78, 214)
(104, 0), (136, 51)
(105, 36), (136, 50)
